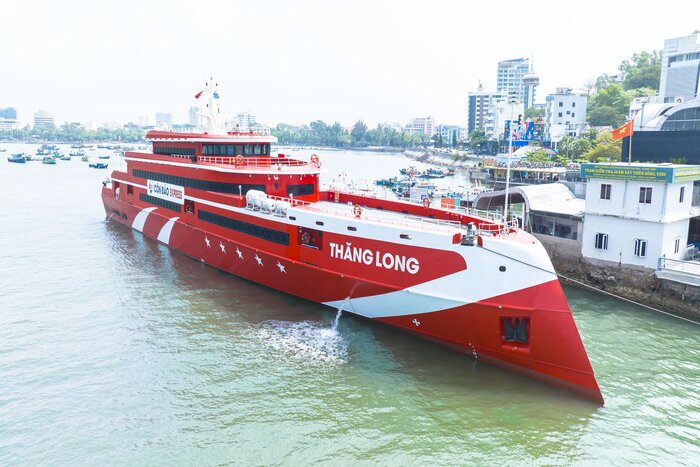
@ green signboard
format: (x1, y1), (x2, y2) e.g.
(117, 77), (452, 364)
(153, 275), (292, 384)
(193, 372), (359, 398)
(580, 164), (700, 183)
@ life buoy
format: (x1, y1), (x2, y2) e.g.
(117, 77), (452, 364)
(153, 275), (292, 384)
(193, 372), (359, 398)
(422, 197), (430, 208)
(310, 154), (319, 166)
(353, 204), (362, 218)
(235, 155), (244, 166)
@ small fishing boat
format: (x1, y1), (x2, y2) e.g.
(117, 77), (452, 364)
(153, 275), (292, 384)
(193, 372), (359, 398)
(89, 162), (108, 169)
(7, 153), (26, 163)
(42, 156), (56, 165)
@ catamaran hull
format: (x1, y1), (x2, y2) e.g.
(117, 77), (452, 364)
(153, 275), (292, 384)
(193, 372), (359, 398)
(102, 192), (603, 404)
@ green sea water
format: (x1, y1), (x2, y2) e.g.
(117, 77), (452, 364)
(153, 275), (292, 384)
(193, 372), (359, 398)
(1, 145), (698, 465)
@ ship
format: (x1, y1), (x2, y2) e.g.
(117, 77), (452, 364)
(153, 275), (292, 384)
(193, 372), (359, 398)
(101, 80), (603, 404)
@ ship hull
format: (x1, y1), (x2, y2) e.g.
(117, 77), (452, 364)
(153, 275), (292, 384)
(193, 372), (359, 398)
(102, 191), (603, 404)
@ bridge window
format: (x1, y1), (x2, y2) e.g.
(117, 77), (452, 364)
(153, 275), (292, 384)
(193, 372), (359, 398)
(202, 144), (270, 156)
(154, 146), (196, 156)
(287, 183), (315, 197)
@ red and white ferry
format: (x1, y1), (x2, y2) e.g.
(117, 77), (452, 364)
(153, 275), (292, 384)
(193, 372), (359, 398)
(101, 82), (603, 403)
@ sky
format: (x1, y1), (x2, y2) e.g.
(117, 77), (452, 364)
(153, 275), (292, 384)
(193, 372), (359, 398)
(0, 0), (698, 128)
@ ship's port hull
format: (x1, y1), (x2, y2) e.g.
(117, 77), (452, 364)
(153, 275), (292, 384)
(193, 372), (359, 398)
(102, 190), (603, 404)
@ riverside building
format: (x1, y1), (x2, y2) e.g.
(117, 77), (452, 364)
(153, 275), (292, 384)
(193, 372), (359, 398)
(544, 88), (588, 147)
(580, 163), (700, 272)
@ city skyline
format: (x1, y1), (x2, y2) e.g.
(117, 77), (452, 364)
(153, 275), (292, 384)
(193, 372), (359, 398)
(0, 0), (697, 128)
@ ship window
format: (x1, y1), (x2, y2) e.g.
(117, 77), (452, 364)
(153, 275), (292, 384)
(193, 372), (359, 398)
(502, 317), (529, 344)
(127, 184), (133, 195)
(254, 144), (262, 155)
(235, 144), (244, 155)
(244, 144), (254, 155)
(198, 210), (290, 245)
(184, 199), (195, 214)
(139, 193), (181, 213)
(287, 184), (315, 197)
(154, 146), (195, 156)
(227, 144), (235, 156)
(298, 227), (323, 249)
(347, 226), (357, 231)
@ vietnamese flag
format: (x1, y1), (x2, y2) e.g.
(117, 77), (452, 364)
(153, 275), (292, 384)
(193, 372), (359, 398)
(612, 120), (634, 140)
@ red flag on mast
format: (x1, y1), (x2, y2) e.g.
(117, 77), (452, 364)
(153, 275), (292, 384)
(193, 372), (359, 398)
(612, 120), (634, 140)
(195, 90), (204, 99)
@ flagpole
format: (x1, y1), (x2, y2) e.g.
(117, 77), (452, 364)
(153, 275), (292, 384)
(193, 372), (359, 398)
(627, 126), (632, 164)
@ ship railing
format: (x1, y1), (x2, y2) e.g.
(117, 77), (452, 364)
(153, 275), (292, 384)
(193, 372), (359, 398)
(477, 219), (519, 236)
(198, 155), (313, 168)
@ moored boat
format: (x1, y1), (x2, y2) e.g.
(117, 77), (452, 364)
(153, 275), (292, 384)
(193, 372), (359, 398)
(42, 156), (56, 164)
(7, 153), (26, 163)
(100, 80), (603, 403)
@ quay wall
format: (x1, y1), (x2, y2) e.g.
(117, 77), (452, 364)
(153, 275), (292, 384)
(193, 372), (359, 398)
(535, 234), (700, 321)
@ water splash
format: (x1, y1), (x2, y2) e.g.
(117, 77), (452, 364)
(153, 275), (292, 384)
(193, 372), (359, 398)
(258, 320), (347, 365)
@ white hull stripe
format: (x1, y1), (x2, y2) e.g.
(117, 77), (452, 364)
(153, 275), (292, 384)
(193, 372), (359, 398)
(131, 207), (157, 232)
(157, 217), (180, 245)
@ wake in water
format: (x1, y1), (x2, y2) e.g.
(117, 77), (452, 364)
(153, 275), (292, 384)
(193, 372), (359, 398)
(257, 318), (348, 365)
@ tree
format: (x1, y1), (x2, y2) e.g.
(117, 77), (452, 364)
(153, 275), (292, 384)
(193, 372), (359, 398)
(524, 107), (544, 119)
(350, 120), (367, 146)
(581, 132), (622, 162)
(587, 83), (630, 127)
(620, 50), (661, 91)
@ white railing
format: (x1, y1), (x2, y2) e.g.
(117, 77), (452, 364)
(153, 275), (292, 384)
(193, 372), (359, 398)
(658, 257), (700, 276)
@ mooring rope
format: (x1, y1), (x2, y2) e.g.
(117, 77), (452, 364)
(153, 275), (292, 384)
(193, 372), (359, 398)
(481, 245), (700, 326)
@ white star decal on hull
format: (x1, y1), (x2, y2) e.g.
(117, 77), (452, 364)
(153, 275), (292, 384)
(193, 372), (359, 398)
(204, 236), (211, 247)
(236, 247), (243, 259)
(219, 241), (226, 253)
(255, 254), (263, 266)
(276, 261), (286, 273)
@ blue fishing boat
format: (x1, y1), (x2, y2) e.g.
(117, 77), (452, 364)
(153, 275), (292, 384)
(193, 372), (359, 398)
(7, 153), (26, 163)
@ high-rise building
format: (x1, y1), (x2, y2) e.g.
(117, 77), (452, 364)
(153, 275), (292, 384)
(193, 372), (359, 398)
(33, 110), (55, 130)
(189, 106), (202, 128)
(467, 83), (506, 136)
(659, 32), (700, 103)
(0, 107), (17, 119)
(233, 112), (256, 130)
(155, 112), (172, 129)
(544, 88), (588, 144)
(434, 124), (463, 145)
(405, 116), (434, 136)
(497, 58), (534, 107)
(0, 107), (19, 131)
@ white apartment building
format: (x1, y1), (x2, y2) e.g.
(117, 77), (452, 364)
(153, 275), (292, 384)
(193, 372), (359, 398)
(467, 82), (506, 136)
(581, 163), (700, 269)
(659, 32), (700, 103)
(406, 116), (434, 136)
(33, 110), (54, 130)
(544, 88), (588, 144)
(496, 58), (531, 106)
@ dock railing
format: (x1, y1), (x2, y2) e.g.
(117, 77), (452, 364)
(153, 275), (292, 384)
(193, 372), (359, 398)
(657, 257), (700, 276)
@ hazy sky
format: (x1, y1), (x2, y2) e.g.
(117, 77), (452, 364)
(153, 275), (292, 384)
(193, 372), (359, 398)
(1, 1), (697, 128)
